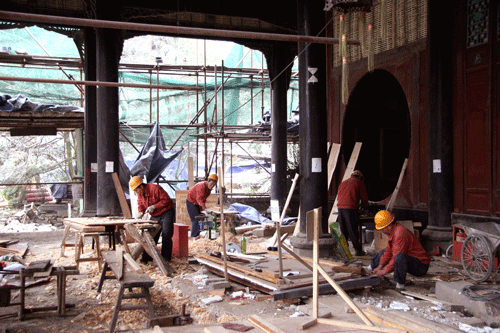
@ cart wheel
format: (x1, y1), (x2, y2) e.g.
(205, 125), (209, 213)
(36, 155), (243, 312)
(461, 234), (494, 282)
(0, 289), (11, 307)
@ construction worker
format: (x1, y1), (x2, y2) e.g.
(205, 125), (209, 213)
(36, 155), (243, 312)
(186, 174), (218, 237)
(129, 176), (175, 262)
(368, 210), (431, 290)
(337, 170), (369, 256)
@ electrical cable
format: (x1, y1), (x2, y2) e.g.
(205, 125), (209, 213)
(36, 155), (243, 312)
(461, 285), (500, 309)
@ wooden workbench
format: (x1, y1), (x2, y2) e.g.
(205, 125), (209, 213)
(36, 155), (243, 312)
(60, 217), (154, 269)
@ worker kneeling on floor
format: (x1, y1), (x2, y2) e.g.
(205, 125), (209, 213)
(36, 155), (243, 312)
(368, 210), (431, 290)
(129, 176), (175, 263)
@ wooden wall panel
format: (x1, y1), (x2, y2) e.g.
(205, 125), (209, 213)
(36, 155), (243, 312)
(464, 69), (491, 213)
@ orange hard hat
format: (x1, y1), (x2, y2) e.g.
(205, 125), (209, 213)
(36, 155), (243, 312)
(374, 210), (395, 230)
(208, 174), (218, 182)
(129, 176), (143, 191)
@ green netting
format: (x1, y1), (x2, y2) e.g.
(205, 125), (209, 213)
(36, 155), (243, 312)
(0, 25), (300, 150)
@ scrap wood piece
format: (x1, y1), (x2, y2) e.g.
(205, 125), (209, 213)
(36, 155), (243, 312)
(248, 315), (287, 333)
(197, 253), (285, 285)
(331, 265), (366, 275)
(221, 322), (255, 332)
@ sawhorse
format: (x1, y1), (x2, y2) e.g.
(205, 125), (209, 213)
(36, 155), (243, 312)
(97, 250), (155, 333)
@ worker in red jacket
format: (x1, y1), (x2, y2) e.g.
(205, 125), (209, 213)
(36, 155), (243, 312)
(337, 170), (369, 256)
(369, 210), (431, 290)
(186, 174), (218, 237)
(129, 176), (175, 262)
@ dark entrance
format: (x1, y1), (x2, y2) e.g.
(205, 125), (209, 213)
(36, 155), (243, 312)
(342, 69), (410, 201)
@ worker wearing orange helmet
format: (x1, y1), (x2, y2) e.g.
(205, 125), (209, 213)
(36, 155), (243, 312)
(368, 210), (431, 290)
(336, 170), (369, 256)
(186, 174), (218, 237)
(129, 176), (175, 263)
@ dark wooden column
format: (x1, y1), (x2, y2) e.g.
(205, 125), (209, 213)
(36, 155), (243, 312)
(95, 2), (123, 216)
(269, 43), (292, 210)
(422, 0), (454, 245)
(83, 27), (97, 215)
(290, 0), (334, 257)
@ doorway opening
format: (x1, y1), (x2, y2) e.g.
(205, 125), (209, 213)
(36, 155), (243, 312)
(342, 69), (410, 201)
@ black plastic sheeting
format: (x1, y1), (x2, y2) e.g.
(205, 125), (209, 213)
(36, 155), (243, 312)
(120, 122), (182, 194)
(0, 94), (83, 113)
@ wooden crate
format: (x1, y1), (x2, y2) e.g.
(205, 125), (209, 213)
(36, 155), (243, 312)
(175, 190), (218, 228)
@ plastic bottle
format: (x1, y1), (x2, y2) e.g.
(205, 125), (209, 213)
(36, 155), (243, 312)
(241, 235), (246, 254)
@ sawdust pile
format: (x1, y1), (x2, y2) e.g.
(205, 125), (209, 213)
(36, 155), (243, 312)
(189, 233), (265, 255)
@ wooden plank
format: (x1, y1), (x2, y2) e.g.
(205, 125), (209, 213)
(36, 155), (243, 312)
(328, 142), (362, 224)
(305, 210), (315, 243)
(197, 253), (285, 285)
(376, 308), (462, 333)
(248, 315), (287, 333)
(123, 253), (144, 273)
(327, 143), (341, 191)
(386, 158), (408, 212)
(175, 190), (217, 227)
(112, 172), (132, 218)
(316, 318), (407, 333)
(116, 247), (124, 280)
(364, 306), (432, 333)
(188, 156), (194, 189)
(142, 227), (173, 276)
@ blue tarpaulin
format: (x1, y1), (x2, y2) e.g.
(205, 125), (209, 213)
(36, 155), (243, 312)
(228, 202), (272, 225)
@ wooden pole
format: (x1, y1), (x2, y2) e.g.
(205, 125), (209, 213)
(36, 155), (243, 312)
(218, 169), (228, 281)
(277, 173), (299, 278)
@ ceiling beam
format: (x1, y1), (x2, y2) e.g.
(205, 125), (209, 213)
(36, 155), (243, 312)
(0, 10), (360, 46)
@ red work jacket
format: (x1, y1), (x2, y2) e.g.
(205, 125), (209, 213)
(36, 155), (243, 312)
(137, 183), (173, 217)
(186, 181), (213, 210)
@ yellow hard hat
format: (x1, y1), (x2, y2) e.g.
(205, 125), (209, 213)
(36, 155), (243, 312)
(208, 174), (218, 182)
(129, 176), (143, 191)
(374, 210), (395, 230)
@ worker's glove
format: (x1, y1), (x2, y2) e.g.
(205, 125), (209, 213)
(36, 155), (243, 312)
(146, 205), (156, 214)
(137, 212), (144, 219)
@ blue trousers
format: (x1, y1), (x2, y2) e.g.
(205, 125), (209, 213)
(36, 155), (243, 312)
(142, 208), (175, 262)
(371, 249), (429, 284)
(186, 199), (201, 237)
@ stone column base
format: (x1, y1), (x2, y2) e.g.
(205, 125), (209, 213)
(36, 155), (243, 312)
(289, 233), (336, 258)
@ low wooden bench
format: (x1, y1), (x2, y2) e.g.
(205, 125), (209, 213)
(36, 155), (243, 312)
(97, 250), (155, 333)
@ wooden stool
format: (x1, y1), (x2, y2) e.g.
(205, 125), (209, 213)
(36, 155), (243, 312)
(97, 251), (155, 333)
(74, 232), (103, 270)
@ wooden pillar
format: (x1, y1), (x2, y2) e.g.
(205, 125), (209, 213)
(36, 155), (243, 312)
(83, 27), (97, 215)
(291, 0), (334, 257)
(269, 42), (293, 210)
(96, 2), (123, 216)
(422, 0), (454, 244)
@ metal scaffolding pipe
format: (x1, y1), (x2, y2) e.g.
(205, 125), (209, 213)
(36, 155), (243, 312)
(0, 10), (360, 46)
(0, 75), (201, 91)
